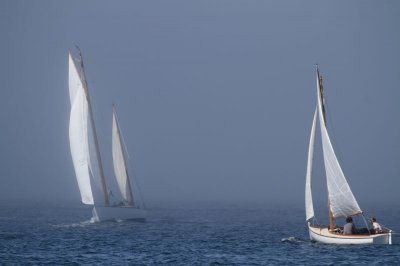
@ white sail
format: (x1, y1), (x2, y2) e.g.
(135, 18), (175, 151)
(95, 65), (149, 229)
(305, 107), (317, 221)
(87, 113), (105, 193)
(112, 110), (134, 205)
(68, 54), (94, 205)
(316, 75), (362, 219)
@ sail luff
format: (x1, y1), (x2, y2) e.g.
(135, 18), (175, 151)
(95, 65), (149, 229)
(112, 108), (134, 205)
(74, 50), (110, 206)
(305, 107), (317, 221)
(316, 70), (362, 219)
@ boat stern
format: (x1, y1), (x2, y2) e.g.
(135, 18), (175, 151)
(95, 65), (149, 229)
(371, 233), (390, 244)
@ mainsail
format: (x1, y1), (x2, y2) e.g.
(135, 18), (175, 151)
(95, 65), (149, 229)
(68, 52), (110, 205)
(305, 107), (317, 221)
(68, 54), (94, 205)
(316, 73), (362, 219)
(112, 108), (134, 205)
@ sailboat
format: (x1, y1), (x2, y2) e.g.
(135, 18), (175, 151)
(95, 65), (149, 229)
(68, 49), (146, 222)
(305, 67), (397, 244)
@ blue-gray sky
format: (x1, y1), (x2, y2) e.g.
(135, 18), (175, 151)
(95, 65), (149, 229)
(1, 1), (399, 208)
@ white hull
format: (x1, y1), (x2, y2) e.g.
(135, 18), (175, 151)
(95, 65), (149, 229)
(92, 206), (147, 222)
(308, 223), (397, 245)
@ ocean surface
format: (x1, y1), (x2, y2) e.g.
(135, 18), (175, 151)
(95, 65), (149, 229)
(0, 202), (399, 265)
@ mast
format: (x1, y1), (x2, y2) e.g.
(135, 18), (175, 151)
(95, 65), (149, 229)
(317, 67), (327, 125)
(317, 66), (335, 230)
(75, 47), (110, 206)
(113, 106), (135, 205)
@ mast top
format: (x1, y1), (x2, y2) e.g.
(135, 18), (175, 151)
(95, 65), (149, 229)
(317, 66), (327, 126)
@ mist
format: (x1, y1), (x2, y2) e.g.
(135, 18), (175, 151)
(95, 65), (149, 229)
(1, 1), (399, 210)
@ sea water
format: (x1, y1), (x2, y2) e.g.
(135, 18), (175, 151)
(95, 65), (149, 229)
(0, 201), (399, 265)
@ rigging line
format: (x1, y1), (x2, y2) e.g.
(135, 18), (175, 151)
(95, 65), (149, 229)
(126, 148), (147, 209)
(134, 172), (147, 209)
(313, 216), (321, 228)
(324, 100), (361, 211)
(118, 112), (135, 205)
(313, 114), (331, 225)
(360, 214), (372, 235)
(317, 70), (345, 169)
(114, 108), (147, 209)
(323, 95), (349, 177)
(74, 47), (110, 206)
(128, 159), (147, 209)
(364, 214), (390, 231)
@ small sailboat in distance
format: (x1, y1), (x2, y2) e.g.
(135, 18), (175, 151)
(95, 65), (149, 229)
(305, 66), (397, 244)
(68, 48), (146, 222)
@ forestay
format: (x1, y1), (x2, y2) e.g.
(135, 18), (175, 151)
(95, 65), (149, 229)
(316, 75), (362, 218)
(68, 54), (94, 205)
(112, 110), (134, 205)
(305, 107), (317, 221)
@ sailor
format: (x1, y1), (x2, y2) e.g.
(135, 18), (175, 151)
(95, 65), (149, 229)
(371, 217), (382, 234)
(343, 216), (356, 235)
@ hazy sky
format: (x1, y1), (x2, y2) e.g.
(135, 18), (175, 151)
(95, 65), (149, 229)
(1, 1), (399, 209)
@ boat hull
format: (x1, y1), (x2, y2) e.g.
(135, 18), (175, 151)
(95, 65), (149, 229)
(308, 224), (395, 244)
(92, 206), (147, 222)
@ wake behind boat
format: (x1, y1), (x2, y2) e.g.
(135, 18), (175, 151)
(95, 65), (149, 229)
(305, 67), (397, 244)
(68, 48), (146, 222)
